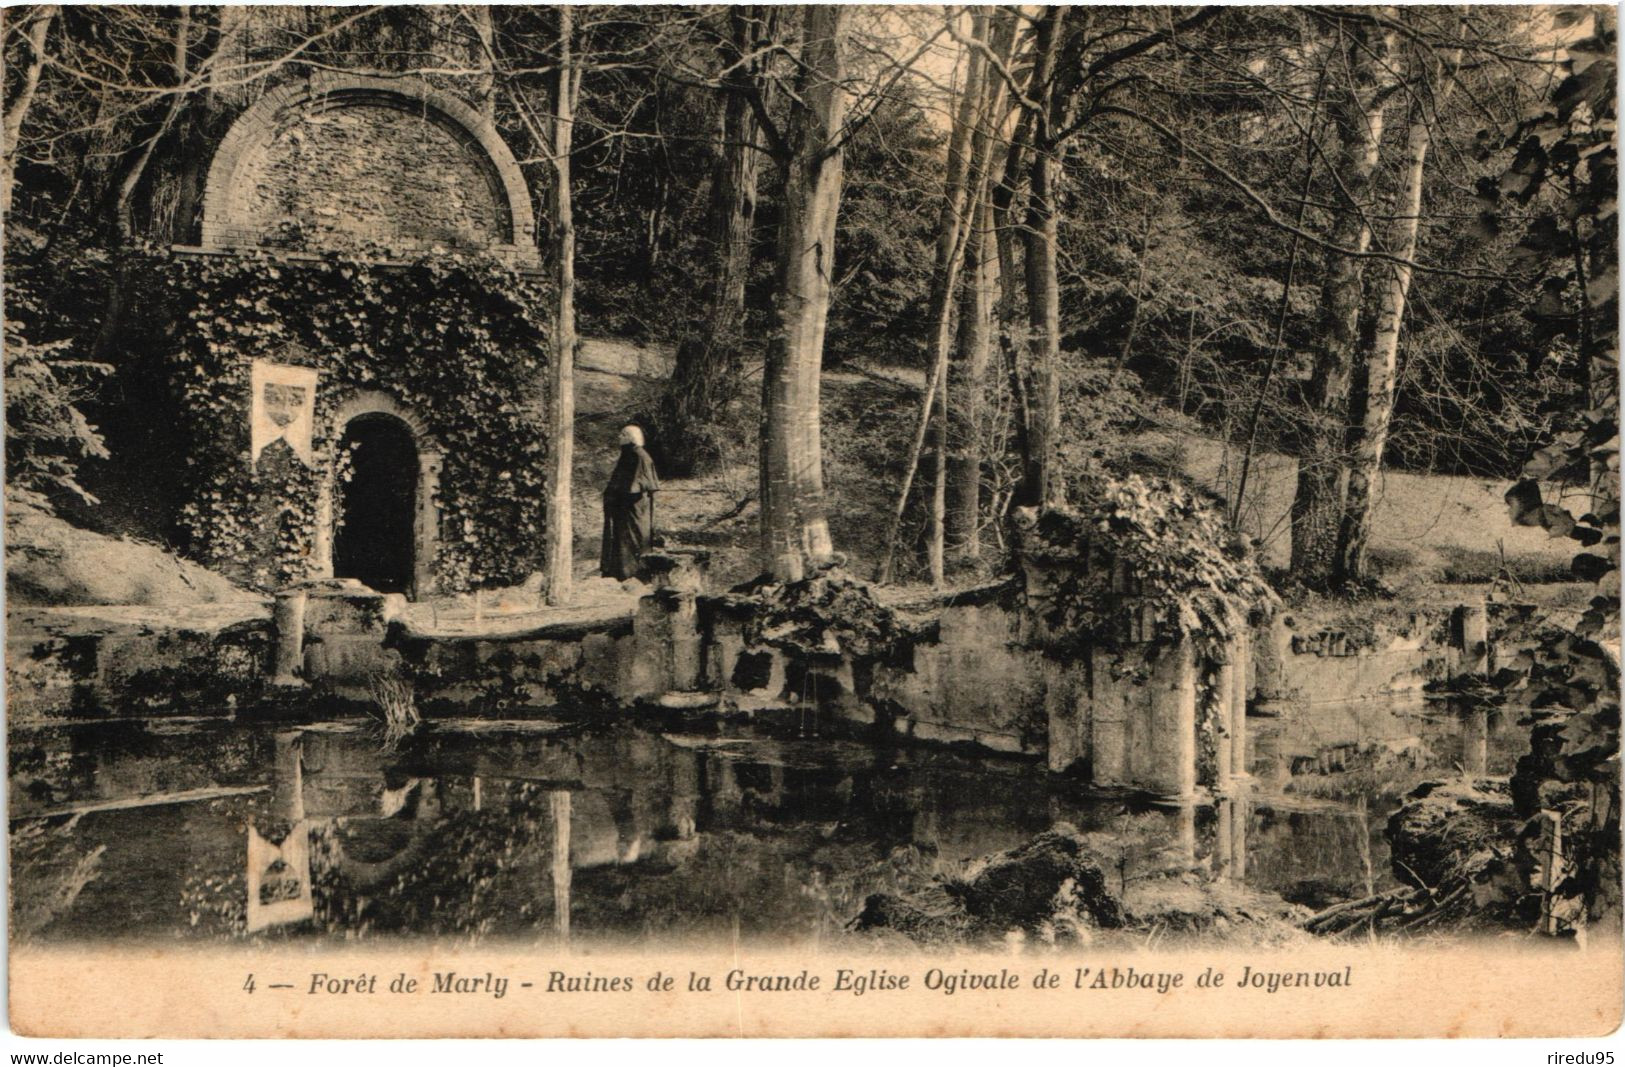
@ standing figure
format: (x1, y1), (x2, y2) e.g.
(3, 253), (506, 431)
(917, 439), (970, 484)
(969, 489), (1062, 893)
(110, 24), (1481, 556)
(600, 424), (660, 580)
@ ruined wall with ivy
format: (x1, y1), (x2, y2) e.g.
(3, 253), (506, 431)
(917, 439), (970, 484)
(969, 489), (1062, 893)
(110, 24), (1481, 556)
(146, 251), (552, 593)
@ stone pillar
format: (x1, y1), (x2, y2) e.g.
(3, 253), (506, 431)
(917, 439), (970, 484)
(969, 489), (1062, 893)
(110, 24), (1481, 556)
(1455, 601), (1489, 678)
(1214, 658), (1235, 794)
(413, 451), (443, 599)
(1215, 794), (1235, 882)
(633, 549), (710, 702)
(1145, 638), (1197, 800)
(1089, 647), (1132, 788)
(272, 588), (309, 686)
(1230, 628), (1249, 780)
(1230, 792), (1248, 881)
(1174, 802), (1197, 870)
(312, 485), (335, 579)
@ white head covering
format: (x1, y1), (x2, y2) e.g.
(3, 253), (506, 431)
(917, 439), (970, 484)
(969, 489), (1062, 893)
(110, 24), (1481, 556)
(619, 424), (645, 448)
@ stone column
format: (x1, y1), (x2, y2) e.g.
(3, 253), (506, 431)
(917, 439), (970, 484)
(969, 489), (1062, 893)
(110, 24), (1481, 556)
(1230, 792), (1248, 881)
(312, 479), (335, 579)
(633, 549), (711, 702)
(1089, 647), (1131, 788)
(1229, 628), (1249, 780)
(272, 588), (309, 687)
(1215, 795), (1235, 881)
(1145, 638), (1197, 800)
(1455, 601), (1489, 678)
(1214, 658), (1235, 795)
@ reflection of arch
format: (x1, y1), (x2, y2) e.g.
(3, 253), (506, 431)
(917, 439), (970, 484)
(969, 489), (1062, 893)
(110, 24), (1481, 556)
(314, 390), (442, 598)
(199, 74), (535, 260)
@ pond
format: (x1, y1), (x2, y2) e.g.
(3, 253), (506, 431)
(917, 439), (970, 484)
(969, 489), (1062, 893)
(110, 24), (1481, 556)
(9, 697), (1522, 947)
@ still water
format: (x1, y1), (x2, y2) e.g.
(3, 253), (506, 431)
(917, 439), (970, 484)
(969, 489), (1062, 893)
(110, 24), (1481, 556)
(9, 699), (1520, 945)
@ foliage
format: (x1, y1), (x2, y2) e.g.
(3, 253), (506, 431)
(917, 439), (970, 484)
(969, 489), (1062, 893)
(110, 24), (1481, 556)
(2, 229), (112, 511)
(3, 331), (111, 512)
(724, 571), (918, 664)
(146, 248), (552, 593)
(1481, 12), (1618, 933)
(1018, 473), (1277, 657)
(823, 90), (942, 366)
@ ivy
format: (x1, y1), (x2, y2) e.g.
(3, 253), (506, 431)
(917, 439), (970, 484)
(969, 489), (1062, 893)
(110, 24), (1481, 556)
(1017, 472), (1277, 661)
(137, 247), (554, 594)
(1480, 18), (1619, 933)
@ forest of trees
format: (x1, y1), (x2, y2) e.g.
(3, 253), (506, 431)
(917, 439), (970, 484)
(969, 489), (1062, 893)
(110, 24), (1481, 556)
(2, 4), (1616, 594)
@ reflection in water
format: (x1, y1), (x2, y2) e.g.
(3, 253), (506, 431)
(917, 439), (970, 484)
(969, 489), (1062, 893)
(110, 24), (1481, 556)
(7, 698), (1521, 944)
(246, 821), (313, 933)
(550, 790), (571, 942)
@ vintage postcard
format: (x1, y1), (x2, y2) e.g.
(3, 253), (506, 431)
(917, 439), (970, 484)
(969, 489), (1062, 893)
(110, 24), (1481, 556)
(4, 2), (1620, 1040)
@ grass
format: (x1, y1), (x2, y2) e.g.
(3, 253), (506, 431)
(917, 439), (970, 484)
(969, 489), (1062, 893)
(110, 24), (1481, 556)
(1173, 433), (1574, 584)
(367, 671), (421, 750)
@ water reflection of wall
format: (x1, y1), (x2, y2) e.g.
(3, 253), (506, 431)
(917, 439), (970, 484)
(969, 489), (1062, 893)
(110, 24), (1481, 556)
(13, 700), (1527, 944)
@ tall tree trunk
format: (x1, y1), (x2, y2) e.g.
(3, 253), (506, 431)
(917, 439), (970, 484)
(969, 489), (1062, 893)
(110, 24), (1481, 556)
(947, 8), (1012, 564)
(992, 107), (1034, 506)
(1, 5), (55, 220)
(759, 4), (846, 582)
(657, 6), (765, 476)
(948, 192), (996, 560)
(544, 6), (578, 605)
(467, 5), (497, 122)
(926, 37), (984, 584)
(1016, 6), (1070, 508)
(1288, 13), (1395, 585)
(1336, 44), (1459, 583)
(879, 21), (984, 586)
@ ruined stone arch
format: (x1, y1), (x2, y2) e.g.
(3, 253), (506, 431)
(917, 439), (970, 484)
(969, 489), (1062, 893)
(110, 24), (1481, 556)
(199, 74), (536, 261)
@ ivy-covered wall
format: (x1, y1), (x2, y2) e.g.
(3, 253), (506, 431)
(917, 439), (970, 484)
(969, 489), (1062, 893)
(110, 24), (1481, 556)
(145, 249), (552, 594)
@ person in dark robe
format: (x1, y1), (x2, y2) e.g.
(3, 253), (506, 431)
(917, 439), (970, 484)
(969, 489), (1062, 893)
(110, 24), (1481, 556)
(599, 424), (660, 580)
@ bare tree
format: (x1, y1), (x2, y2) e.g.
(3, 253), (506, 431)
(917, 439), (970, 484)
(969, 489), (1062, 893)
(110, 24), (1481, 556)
(758, 5), (849, 581)
(1289, 8), (1397, 585)
(1337, 29), (1462, 583)
(1, 5), (57, 219)
(876, 9), (995, 586)
(544, 6), (582, 605)
(655, 6), (772, 477)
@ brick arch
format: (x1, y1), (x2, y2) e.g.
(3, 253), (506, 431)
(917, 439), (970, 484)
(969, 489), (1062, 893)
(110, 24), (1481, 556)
(200, 74), (535, 260)
(329, 389), (436, 449)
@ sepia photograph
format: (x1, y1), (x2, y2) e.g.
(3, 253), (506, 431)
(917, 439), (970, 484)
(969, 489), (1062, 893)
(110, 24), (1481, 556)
(2, 1), (1619, 1041)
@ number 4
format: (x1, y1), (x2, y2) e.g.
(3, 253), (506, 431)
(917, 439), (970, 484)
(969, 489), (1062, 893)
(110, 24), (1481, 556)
(243, 973), (256, 994)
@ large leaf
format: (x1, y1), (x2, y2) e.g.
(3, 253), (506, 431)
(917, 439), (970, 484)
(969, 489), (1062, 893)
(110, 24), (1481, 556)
(1506, 479), (1547, 526)
(1572, 552), (1617, 582)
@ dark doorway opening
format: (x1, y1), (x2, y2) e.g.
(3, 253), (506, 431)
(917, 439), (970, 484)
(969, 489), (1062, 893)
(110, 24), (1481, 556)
(334, 414), (417, 595)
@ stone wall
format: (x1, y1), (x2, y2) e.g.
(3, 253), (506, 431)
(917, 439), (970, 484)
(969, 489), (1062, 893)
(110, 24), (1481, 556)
(1253, 601), (1508, 708)
(233, 101), (505, 252)
(198, 76), (537, 263)
(871, 599), (1051, 754)
(6, 607), (273, 722)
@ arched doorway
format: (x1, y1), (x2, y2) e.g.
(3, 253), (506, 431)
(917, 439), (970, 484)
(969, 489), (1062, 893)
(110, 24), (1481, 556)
(333, 413), (418, 594)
